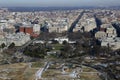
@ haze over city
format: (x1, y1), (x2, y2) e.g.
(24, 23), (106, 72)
(0, 0), (120, 80)
(0, 0), (120, 7)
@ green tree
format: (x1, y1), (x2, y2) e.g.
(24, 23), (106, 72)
(52, 40), (59, 44)
(23, 44), (47, 58)
(60, 43), (73, 58)
(62, 40), (68, 45)
(0, 43), (5, 48)
(8, 43), (15, 49)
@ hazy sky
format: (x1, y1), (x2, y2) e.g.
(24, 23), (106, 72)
(0, 0), (120, 7)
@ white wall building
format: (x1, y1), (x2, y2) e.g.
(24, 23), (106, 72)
(95, 31), (107, 39)
(33, 24), (40, 34)
(54, 37), (69, 44)
(48, 19), (68, 33)
(5, 32), (31, 46)
(73, 18), (97, 32)
(0, 32), (6, 46)
(100, 37), (120, 50)
(100, 24), (117, 38)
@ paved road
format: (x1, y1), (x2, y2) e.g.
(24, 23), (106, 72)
(35, 62), (50, 80)
(69, 11), (85, 32)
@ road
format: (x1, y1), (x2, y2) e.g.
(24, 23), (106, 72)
(69, 11), (85, 32)
(35, 62), (50, 80)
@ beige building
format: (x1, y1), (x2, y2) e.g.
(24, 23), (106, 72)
(48, 21), (68, 33)
(101, 24), (117, 38)
(95, 31), (107, 39)
(73, 17), (97, 32)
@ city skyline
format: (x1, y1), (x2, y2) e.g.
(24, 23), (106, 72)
(0, 0), (120, 7)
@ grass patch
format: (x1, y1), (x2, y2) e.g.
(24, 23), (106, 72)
(32, 62), (44, 68)
(52, 44), (63, 50)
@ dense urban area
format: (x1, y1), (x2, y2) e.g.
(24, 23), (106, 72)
(0, 7), (120, 80)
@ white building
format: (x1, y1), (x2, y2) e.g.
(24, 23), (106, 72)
(0, 32), (6, 46)
(106, 27), (117, 38)
(101, 24), (117, 38)
(95, 31), (107, 39)
(100, 37), (120, 50)
(54, 37), (69, 44)
(0, 38), (6, 46)
(33, 24), (40, 34)
(97, 24), (118, 50)
(73, 18), (97, 32)
(5, 32), (31, 46)
(48, 19), (68, 33)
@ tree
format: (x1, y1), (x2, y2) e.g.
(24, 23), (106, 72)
(0, 43), (5, 48)
(8, 43), (15, 49)
(23, 44), (47, 58)
(52, 40), (59, 44)
(60, 43), (74, 58)
(74, 44), (84, 56)
(68, 32), (83, 40)
(62, 40), (68, 45)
